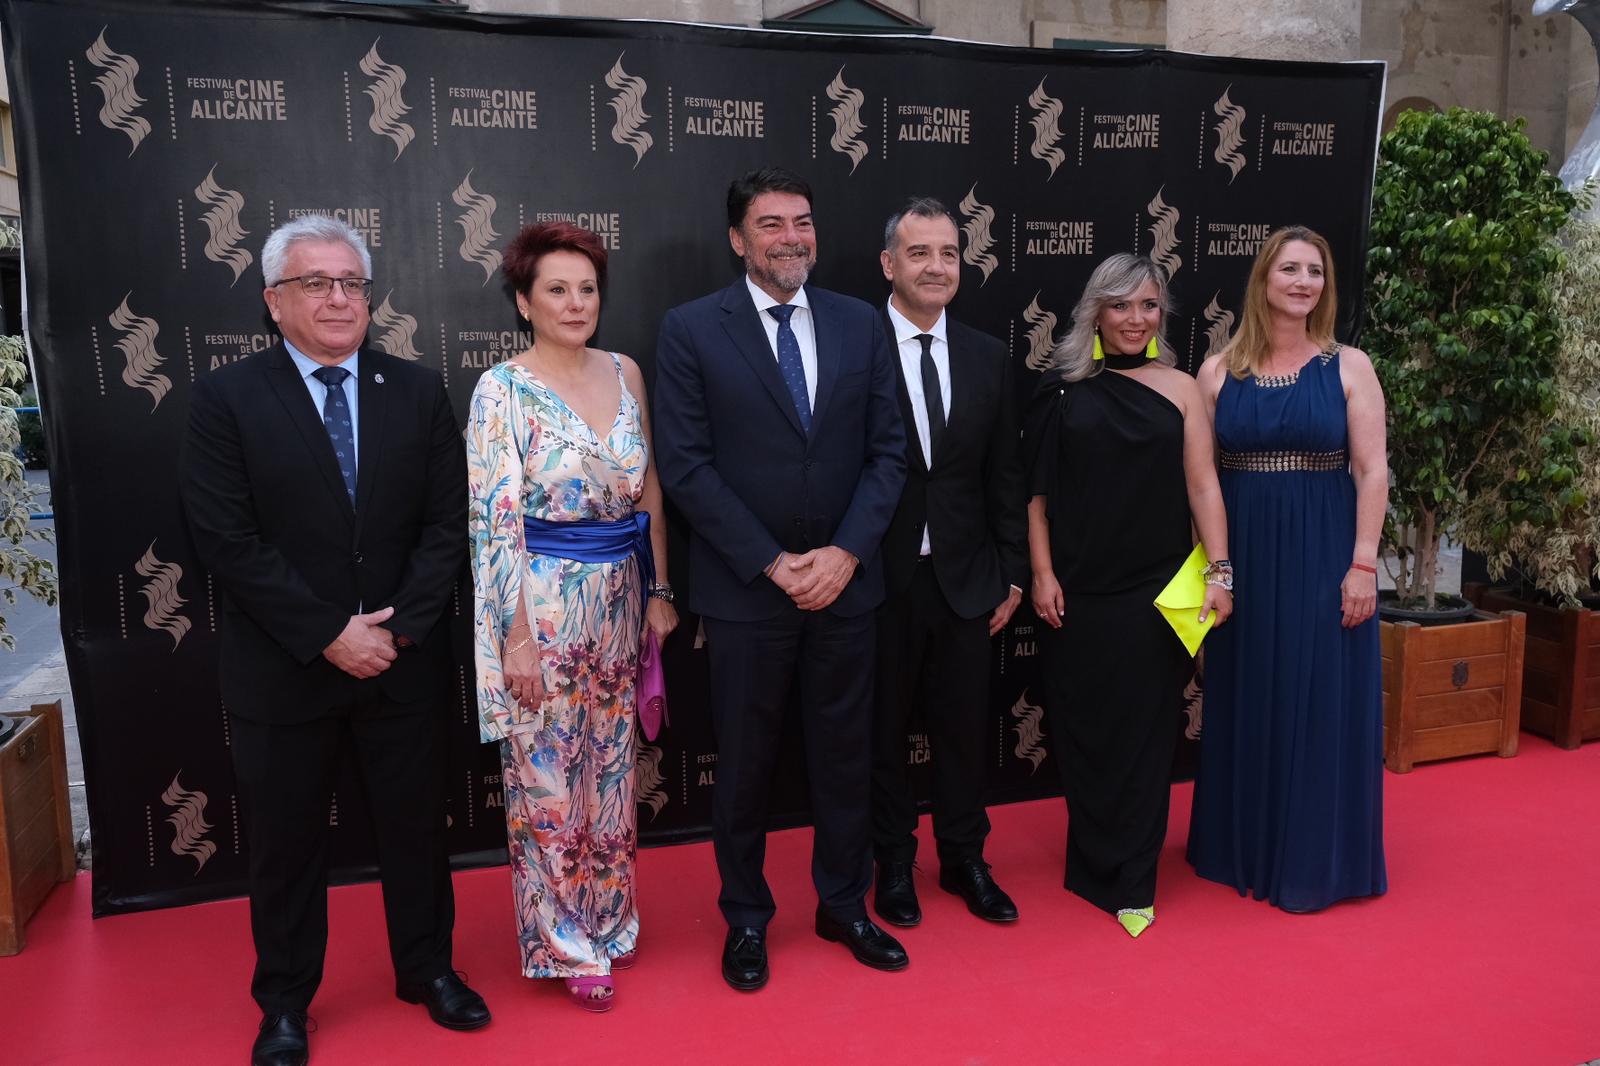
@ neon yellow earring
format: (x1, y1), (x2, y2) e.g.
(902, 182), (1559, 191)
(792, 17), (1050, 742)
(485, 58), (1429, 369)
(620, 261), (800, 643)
(1145, 336), (1160, 360)
(1092, 331), (1105, 361)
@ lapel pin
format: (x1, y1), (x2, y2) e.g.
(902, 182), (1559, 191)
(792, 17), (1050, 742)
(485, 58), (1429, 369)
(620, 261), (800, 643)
(373, 373), (385, 384)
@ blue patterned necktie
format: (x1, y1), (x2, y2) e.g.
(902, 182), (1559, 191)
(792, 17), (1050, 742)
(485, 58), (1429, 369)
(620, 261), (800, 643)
(766, 303), (812, 432)
(311, 365), (356, 504)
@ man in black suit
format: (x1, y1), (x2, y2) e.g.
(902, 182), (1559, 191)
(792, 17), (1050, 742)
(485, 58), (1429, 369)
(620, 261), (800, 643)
(180, 215), (488, 1066)
(870, 197), (1028, 929)
(654, 168), (909, 990)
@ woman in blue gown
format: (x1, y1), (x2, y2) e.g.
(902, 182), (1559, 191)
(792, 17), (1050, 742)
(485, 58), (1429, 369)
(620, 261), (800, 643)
(1187, 226), (1389, 912)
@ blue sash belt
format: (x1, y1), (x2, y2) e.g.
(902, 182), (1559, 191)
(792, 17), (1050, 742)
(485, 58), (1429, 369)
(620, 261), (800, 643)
(523, 512), (654, 612)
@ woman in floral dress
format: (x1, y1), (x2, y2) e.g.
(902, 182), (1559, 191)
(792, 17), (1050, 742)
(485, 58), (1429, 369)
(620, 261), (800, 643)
(468, 221), (676, 1011)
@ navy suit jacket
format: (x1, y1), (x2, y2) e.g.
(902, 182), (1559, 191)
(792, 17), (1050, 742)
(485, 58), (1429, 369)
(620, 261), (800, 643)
(654, 279), (907, 621)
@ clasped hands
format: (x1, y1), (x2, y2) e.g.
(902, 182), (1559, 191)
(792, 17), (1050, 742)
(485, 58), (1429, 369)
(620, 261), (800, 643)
(322, 606), (403, 679)
(768, 545), (857, 611)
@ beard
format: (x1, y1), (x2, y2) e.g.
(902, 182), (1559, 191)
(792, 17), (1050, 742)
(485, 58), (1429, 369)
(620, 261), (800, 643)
(745, 245), (814, 296)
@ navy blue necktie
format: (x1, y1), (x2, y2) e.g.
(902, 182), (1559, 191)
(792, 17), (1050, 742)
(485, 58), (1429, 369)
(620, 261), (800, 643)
(766, 304), (812, 432)
(312, 365), (356, 504)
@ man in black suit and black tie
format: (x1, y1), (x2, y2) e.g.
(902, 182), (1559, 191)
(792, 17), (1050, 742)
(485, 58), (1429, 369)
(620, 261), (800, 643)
(180, 215), (489, 1066)
(870, 197), (1029, 928)
(654, 167), (909, 990)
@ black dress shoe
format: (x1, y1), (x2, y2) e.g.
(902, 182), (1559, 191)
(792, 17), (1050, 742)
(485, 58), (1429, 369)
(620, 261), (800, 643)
(251, 1012), (308, 1066)
(814, 908), (909, 971)
(873, 861), (922, 928)
(939, 859), (1020, 922)
(722, 926), (768, 991)
(396, 972), (491, 1031)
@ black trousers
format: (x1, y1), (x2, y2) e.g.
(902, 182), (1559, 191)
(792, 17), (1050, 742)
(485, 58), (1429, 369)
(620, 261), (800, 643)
(871, 558), (993, 867)
(229, 690), (455, 1014)
(703, 608), (875, 929)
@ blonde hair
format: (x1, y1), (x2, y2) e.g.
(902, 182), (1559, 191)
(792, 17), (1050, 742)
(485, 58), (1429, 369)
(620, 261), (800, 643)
(1223, 225), (1338, 379)
(1051, 254), (1175, 383)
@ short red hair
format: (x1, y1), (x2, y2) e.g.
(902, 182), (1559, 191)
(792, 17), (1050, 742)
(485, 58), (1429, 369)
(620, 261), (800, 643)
(501, 221), (608, 298)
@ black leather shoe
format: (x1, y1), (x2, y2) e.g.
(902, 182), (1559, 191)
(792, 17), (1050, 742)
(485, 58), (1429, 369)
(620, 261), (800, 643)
(722, 926), (768, 991)
(814, 908), (909, 971)
(396, 972), (491, 1031)
(250, 1012), (308, 1066)
(939, 859), (1019, 923)
(873, 861), (922, 927)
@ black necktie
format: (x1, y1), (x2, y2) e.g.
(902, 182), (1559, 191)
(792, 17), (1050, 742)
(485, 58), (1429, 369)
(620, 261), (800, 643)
(311, 365), (356, 504)
(917, 333), (945, 463)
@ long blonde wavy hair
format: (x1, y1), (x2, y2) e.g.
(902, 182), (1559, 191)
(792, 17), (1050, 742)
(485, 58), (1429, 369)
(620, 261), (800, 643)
(1222, 225), (1338, 379)
(1051, 254), (1175, 383)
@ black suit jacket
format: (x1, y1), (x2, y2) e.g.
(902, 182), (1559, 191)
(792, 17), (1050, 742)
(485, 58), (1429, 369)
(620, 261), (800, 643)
(654, 279), (907, 621)
(180, 343), (466, 723)
(880, 310), (1028, 619)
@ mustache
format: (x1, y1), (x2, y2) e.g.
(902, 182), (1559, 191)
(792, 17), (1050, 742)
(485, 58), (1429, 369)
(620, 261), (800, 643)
(768, 244), (811, 258)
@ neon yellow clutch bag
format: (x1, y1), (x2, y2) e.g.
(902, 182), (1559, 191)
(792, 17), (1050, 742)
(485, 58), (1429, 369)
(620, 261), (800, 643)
(1154, 543), (1214, 657)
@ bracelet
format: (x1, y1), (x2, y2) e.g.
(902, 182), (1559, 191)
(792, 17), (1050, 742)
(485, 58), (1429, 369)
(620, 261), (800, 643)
(1204, 573), (1234, 592)
(1350, 563), (1377, 575)
(504, 633), (532, 655)
(648, 583), (675, 604)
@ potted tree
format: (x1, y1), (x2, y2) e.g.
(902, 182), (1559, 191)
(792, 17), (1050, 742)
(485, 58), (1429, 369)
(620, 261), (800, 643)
(1364, 108), (1576, 771)
(1463, 216), (1600, 748)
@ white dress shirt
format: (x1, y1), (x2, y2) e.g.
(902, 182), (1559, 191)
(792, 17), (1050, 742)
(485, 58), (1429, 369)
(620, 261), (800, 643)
(746, 275), (818, 408)
(887, 301), (950, 556)
(286, 342), (360, 467)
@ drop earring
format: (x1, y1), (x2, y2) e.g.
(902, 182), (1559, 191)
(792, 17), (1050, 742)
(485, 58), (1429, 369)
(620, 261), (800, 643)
(1145, 336), (1160, 360)
(1092, 331), (1105, 361)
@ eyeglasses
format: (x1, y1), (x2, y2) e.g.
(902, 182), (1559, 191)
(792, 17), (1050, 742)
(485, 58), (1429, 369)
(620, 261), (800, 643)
(273, 275), (374, 301)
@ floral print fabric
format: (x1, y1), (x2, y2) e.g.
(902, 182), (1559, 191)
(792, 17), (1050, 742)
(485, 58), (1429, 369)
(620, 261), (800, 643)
(467, 354), (646, 977)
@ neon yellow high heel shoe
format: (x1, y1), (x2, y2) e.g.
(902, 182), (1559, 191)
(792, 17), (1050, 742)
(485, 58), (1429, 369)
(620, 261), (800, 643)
(1116, 906), (1155, 938)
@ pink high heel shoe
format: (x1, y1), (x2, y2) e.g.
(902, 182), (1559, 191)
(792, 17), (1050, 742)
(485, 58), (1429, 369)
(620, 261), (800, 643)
(564, 976), (614, 1012)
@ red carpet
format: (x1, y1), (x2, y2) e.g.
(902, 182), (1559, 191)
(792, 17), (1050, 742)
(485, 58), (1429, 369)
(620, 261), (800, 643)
(3, 738), (1597, 1065)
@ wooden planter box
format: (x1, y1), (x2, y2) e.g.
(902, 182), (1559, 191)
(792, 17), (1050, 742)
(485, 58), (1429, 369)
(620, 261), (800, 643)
(0, 702), (75, 955)
(1465, 583), (1600, 749)
(1381, 610), (1525, 773)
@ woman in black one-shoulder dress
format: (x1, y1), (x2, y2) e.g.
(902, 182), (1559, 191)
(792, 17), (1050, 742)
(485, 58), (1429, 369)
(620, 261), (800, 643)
(1024, 254), (1232, 938)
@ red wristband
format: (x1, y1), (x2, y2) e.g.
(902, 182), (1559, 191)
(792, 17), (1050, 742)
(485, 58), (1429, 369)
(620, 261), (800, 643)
(1350, 563), (1377, 575)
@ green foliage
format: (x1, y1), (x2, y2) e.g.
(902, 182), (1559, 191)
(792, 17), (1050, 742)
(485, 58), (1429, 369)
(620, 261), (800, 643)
(0, 218), (57, 648)
(1366, 108), (1577, 608)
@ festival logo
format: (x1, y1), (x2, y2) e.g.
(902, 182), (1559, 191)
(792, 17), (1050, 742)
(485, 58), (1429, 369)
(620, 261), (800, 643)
(1270, 119), (1336, 157)
(359, 39), (415, 160)
(1206, 222), (1271, 258)
(1183, 673), (1204, 740)
(1022, 219), (1095, 258)
(1010, 689), (1047, 773)
(681, 94), (764, 140)
(894, 103), (970, 145)
(824, 66), (869, 174)
(1026, 78), (1066, 180)
(605, 54), (653, 167)
(135, 540), (192, 650)
(108, 294), (172, 410)
(532, 209), (623, 250)
(455, 325), (530, 370)
(193, 165), (253, 287)
(182, 75), (289, 123)
(161, 773), (218, 873)
(1022, 293), (1058, 371)
(1089, 110), (1159, 150)
(1145, 187), (1183, 278)
(286, 206), (382, 248)
(958, 184), (999, 285)
(85, 28), (151, 155)
(636, 743), (668, 821)
(1213, 86), (1248, 183)
(198, 331), (277, 372)
(452, 171), (502, 285)
(371, 292), (421, 361)
(1203, 292), (1236, 358)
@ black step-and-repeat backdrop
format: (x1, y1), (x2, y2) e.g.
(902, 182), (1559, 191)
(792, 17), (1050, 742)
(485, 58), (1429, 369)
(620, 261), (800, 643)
(1, 0), (1384, 916)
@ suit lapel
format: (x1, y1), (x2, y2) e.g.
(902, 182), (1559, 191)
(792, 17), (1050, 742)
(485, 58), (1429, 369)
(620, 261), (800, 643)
(263, 344), (355, 521)
(719, 281), (806, 440)
(881, 307), (927, 474)
(941, 325), (972, 464)
(806, 287), (841, 443)
(352, 350), (386, 540)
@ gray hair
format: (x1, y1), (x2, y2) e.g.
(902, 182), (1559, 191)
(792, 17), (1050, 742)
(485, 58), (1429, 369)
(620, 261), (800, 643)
(260, 214), (372, 286)
(883, 196), (958, 252)
(1051, 254), (1175, 383)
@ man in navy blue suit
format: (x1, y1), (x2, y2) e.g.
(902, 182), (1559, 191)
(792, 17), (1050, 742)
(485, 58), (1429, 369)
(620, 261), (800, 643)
(654, 168), (909, 990)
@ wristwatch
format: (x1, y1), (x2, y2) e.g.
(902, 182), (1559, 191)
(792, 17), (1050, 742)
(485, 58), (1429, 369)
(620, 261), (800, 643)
(648, 583), (675, 603)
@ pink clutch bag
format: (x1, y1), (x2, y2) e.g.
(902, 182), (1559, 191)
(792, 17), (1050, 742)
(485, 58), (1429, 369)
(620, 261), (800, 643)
(638, 630), (668, 741)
